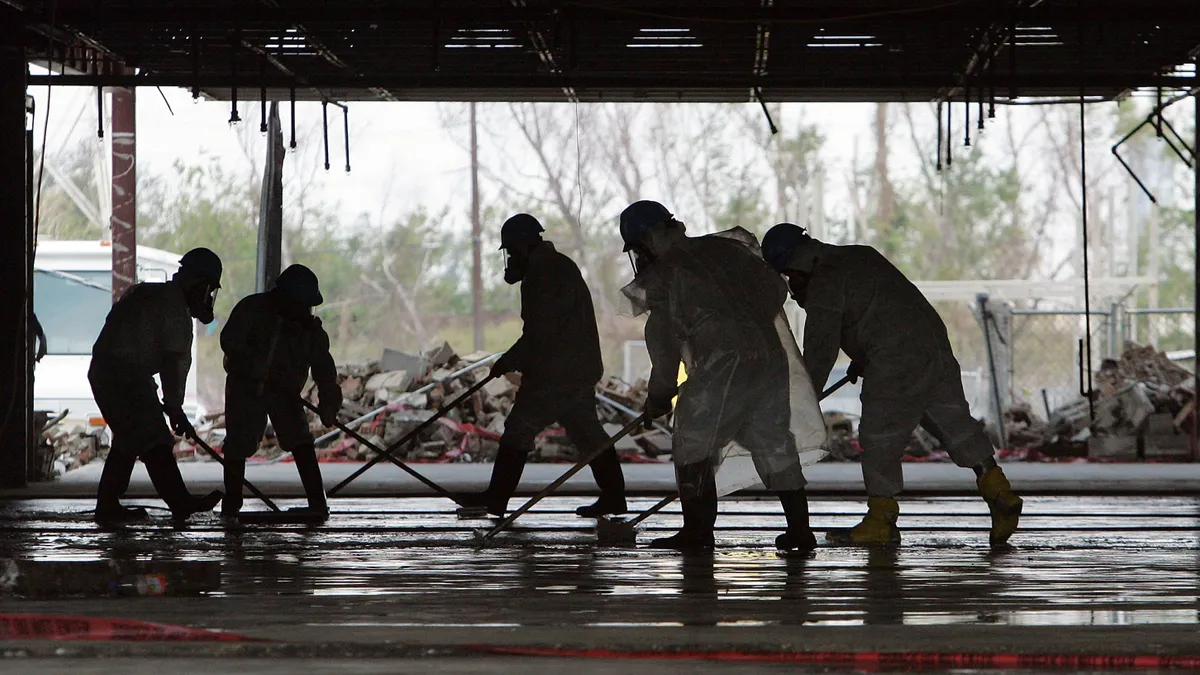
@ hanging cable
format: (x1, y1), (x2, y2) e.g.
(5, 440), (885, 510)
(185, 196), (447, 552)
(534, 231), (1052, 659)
(1078, 7), (1095, 423)
(95, 86), (103, 139)
(289, 87), (297, 150)
(191, 28), (200, 101)
(935, 101), (943, 172)
(259, 59), (268, 134)
(977, 83), (985, 131)
(229, 29), (241, 124)
(322, 100), (330, 171)
(946, 96), (952, 168)
(964, 82), (971, 146)
(342, 105), (350, 173)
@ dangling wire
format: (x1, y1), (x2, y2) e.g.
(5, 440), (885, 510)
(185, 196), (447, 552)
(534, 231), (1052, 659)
(321, 100), (330, 171)
(342, 105), (351, 173)
(289, 87), (297, 150)
(935, 100), (943, 172)
(1078, 6), (1095, 423)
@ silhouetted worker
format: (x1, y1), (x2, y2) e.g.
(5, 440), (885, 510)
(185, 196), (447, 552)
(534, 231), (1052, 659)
(464, 213), (626, 517)
(220, 264), (342, 520)
(31, 313), (46, 363)
(761, 223), (1023, 548)
(619, 201), (827, 552)
(89, 247), (225, 523)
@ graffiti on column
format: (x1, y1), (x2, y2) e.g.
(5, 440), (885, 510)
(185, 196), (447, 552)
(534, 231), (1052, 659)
(110, 86), (136, 301)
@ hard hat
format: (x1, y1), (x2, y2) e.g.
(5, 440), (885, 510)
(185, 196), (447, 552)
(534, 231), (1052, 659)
(761, 222), (812, 272)
(498, 213), (545, 250)
(619, 200), (672, 252)
(275, 264), (324, 307)
(178, 247), (223, 287)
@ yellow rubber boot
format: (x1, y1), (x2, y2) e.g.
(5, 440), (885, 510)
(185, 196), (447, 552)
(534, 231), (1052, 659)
(825, 497), (901, 546)
(978, 466), (1023, 547)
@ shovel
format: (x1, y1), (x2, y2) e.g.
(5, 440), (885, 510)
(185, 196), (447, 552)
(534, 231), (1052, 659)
(298, 396), (470, 509)
(595, 372), (857, 545)
(327, 373), (497, 497)
(473, 415), (647, 547)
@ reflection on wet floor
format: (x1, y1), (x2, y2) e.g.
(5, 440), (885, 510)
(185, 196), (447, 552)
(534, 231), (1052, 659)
(1, 496), (1199, 629)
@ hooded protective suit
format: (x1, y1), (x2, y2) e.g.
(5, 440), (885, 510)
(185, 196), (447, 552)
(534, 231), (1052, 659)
(220, 290), (341, 460)
(89, 280), (214, 519)
(478, 241), (624, 515)
(799, 242), (993, 497)
(621, 228), (827, 499)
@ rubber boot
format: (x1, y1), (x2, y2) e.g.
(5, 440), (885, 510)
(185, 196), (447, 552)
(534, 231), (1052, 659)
(141, 445), (222, 521)
(825, 497), (901, 546)
(290, 444), (329, 520)
(978, 466), (1023, 547)
(221, 457), (246, 519)
(461, 443), (528, 516)
(650, 461), (717, 551)
(94, 451), (148, 523)
(775, 489), (817, 552)
(576, 447), (627, 518)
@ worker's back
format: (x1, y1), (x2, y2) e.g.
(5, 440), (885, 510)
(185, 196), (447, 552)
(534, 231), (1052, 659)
(92, 281), (192, 376)
(808, 243), (951, 367)
(652, 234), (788, 364)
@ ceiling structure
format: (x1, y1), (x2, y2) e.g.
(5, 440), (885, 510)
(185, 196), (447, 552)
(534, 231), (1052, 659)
(13, 1), (1200, 104)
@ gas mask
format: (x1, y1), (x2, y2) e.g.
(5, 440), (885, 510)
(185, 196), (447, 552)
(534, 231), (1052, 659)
(626, 244), (657, 276)
(185, 281), (220, 324)
(503, 248), (531, 285)
(784, 270), (811, 308)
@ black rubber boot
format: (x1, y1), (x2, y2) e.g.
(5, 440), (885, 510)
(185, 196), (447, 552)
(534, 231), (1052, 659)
(650, 460), (717, 551)
(222, 457), (246, 518)
(576, 447), (627, 518)
(467, 443), (527, 516)
(141, 444), (222, 520)
(290, 444), (329, 519)
(649, 495), (717, 551)
(775, 489), (818, 552)
(94, 451), (148, 523)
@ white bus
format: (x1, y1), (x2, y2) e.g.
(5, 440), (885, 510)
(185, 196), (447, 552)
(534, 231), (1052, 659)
(33, 240), (203, 430)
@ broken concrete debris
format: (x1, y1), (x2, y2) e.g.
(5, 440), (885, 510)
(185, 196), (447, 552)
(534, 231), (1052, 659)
(999, 342), (1195, 461)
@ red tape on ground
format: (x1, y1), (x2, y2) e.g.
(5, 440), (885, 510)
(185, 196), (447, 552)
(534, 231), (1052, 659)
(470, 645), (1200, 670)
(0, 613), (260, 642)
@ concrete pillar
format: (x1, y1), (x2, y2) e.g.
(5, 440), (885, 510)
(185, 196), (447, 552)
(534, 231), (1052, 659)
(110, 76), (136, 300)
(256, 102), (284, 292)
(0, 9), (29, 487)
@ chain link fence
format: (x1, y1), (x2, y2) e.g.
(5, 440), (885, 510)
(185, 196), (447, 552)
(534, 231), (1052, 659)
(1008, 304), (1194, 415)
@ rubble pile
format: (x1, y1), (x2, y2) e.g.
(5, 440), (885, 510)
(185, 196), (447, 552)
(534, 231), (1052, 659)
(1003, 341), (1196, 461)
(184, 339), (669, 465)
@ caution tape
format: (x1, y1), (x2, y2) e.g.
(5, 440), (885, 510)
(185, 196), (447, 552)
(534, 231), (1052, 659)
(0, 613), (260, 642)
(470, 645), (1200, 670)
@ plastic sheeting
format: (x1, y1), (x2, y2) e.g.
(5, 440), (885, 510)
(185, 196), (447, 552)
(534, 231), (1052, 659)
(620, 227), (827, 493)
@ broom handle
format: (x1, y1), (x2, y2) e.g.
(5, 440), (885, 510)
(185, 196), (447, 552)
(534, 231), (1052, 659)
(479, 415), (646, 543)
(621, 374), (855, 526)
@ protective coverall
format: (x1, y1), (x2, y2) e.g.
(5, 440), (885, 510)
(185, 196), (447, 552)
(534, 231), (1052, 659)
(89, 281), (216, 520)
(480, 241), (624, 515)
(800, 243), (994, 496)
(632, 233), (823, 492)
(220, 290), (342, 516)
(794, 241), (1021, 546)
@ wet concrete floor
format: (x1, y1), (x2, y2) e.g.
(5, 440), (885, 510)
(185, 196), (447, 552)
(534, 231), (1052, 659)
(2, 495), (1200, 673)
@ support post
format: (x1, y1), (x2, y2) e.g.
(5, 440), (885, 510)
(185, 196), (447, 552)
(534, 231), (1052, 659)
(256, 101), (284, 292)
(110, 73), (136, 300)
(0, 10), (29, 487)
(470, 102), (483, 352)
(1192, 91), (1198, 461)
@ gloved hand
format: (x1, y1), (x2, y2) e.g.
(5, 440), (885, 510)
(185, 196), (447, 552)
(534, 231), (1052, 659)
(643, 395), (673, 429)
(848, 361), (865, 383)
(318, 403), (339, 428)
(489, 353), (516, 379)
(166, 405), (195, 438)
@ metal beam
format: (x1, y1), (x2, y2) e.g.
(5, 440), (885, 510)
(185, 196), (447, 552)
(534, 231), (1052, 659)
(27, 72), (1197, 93)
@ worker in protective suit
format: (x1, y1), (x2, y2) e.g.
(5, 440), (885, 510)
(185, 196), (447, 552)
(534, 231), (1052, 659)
(619, 201), (827, 552)
(463, 213), (626, 518)
(760, 223), (1023, 547)
(220, 264), (342, 520)
(89, 247), (225, 523)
